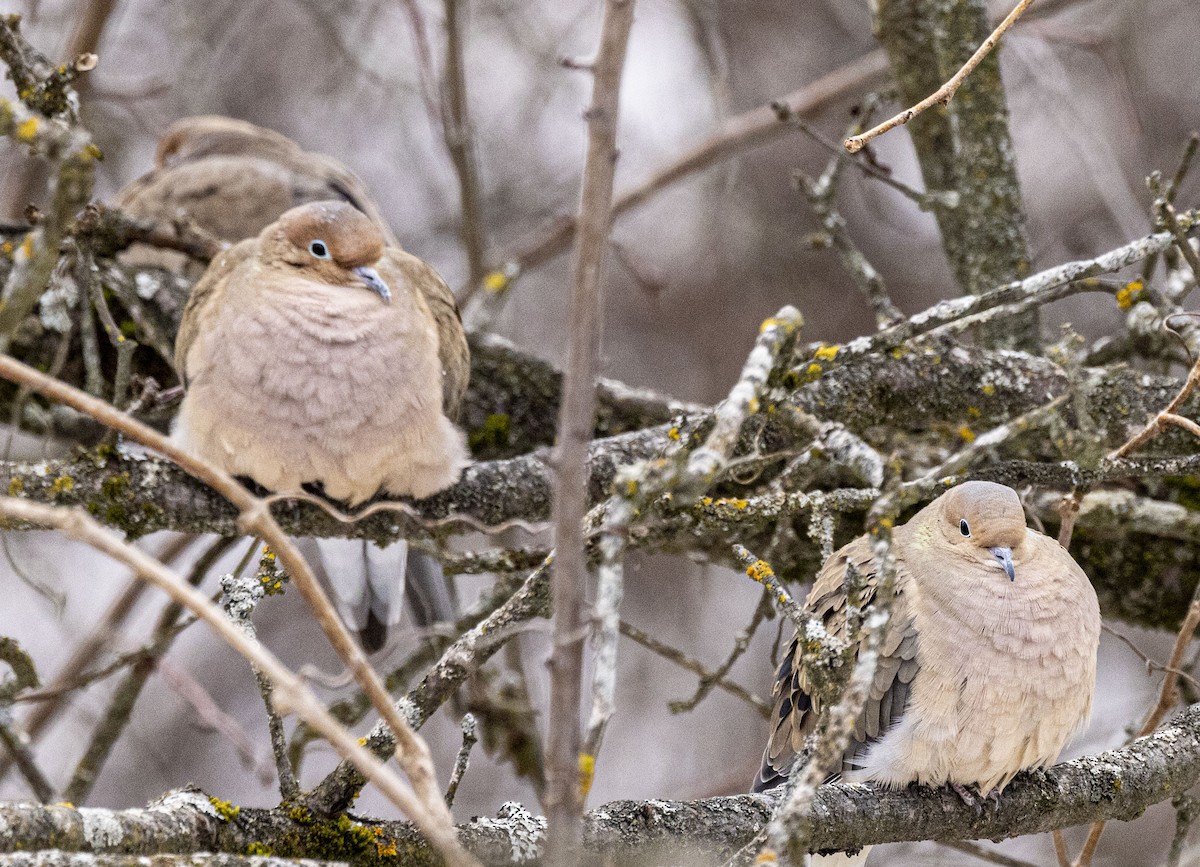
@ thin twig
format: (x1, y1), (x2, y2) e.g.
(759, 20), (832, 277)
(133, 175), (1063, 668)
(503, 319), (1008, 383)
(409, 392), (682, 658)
(939, 840), (1041, 867)
(0, 707), (54, 802)
(731, 545), (806, 631)
(1142, 140), (1193, 283)
(545, 0), (636, 859)
(221, 568), (299, 799)
(618, 620), (770, 716)
(579, 496), (627, 795)
(444, 712), (477, 809)
(1102, 623), (1200, 693)
(844, 0), (1035, 153)
(1053, 829), (1071, 867)
(441, 0), (488, 297)
(668, 585), (773, 715)
(797, 109), (903, 328)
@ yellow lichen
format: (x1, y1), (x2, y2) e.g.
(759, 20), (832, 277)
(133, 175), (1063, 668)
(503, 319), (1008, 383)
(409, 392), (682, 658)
(15, 117), (38, 141)
(981, 384), (996, 396)
(578, 752), (596, 800)
(208, 797), (240, 822)
(49, 475), (74, 495)
(1116, 279), (1145, 310)
(966, 406), (981, 418)
(745, 559), (775, 583)
(482, 270), (509, 293)
(667, 426), (680, 441)
(8, 478), (23, 496)
(814, 343), (840, 361)
(958, 425), (977, 443)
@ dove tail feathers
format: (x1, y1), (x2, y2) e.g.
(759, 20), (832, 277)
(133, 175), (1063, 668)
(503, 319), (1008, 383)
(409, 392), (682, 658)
(312, 537), (408, 652)
(404, 549), (458, 628)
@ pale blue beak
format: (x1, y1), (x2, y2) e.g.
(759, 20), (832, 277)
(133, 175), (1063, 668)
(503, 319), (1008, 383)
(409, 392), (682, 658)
(353, 265), (391, 302)
(989, 546), (1015, 581)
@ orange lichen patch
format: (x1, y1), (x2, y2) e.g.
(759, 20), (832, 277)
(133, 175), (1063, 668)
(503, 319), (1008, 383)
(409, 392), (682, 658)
(958, 425), (977, 443)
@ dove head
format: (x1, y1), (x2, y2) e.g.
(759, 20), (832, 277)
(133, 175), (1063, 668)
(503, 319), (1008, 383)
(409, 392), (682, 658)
(155, 115), (300, 168)
(262, 201), (391, 302)
(930, 481), (1028, 581)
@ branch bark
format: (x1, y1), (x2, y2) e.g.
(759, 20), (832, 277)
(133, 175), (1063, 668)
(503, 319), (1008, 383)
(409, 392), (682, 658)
(6, 704), (1200, 863)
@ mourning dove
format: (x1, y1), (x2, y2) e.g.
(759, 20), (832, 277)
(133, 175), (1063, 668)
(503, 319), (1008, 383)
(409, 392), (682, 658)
(172, 200), (469, 649)
(753, 481), (1100, 863)
(120, 119), (456, 646)
(116, 115), (397, 274)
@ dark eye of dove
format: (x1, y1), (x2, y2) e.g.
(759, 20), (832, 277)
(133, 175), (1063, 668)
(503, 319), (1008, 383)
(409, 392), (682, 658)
(309, 239), (331, 260)
(959, 518), (971, 537)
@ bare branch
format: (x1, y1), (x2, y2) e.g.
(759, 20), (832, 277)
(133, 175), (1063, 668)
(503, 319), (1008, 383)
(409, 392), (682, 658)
(845, 0), (1034, 153)
(545, 0), (636, 857)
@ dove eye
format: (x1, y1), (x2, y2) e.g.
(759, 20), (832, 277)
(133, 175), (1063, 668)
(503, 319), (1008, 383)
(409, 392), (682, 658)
(959, 519), (971, 537)
(308, 240), (331, 260)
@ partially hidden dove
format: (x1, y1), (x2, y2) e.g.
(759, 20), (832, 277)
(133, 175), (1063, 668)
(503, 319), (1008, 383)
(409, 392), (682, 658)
(172, 200), (469, 650)
(753, 481), (1100, 865)
(116, 115), (397, 274)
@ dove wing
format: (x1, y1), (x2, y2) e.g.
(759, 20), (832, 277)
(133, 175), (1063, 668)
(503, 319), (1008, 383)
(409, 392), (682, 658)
(753, 534), (920, 792)
(173, 238), (256, 382)
(379, 248), (469, 420)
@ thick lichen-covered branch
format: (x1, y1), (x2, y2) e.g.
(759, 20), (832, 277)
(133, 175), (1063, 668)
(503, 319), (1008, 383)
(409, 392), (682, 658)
(6, 704), (1200, 863)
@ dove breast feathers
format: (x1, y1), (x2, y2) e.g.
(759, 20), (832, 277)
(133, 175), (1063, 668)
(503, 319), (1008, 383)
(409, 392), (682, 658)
(172, 201), (468, 505)
(756, 481), (1101, 797)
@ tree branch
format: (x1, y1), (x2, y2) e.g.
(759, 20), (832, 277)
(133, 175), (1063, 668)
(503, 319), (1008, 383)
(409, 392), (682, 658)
(7, 704), (1200, 863)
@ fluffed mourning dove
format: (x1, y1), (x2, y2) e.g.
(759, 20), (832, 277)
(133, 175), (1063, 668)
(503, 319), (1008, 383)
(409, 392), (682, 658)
(116, 115), (397, 274)
(172, 200), (469, 650)
(753, 481), (1100, 863)
(120, 118), (455, 647)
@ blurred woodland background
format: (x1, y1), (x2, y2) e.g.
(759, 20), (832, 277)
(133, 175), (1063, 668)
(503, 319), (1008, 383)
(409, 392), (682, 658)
(0, 0), (1199, 865)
